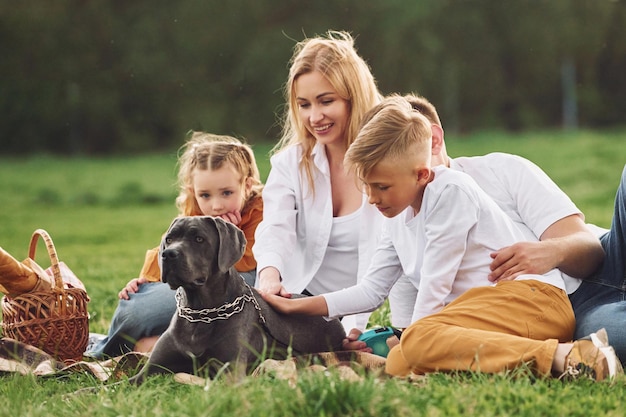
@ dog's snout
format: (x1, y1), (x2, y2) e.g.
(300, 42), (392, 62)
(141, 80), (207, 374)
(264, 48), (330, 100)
(162, 247), (179, 259)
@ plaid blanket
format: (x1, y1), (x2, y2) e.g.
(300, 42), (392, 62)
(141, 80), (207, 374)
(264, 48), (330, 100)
(0, 337), (387, 385)
(0, 337), (147, 381)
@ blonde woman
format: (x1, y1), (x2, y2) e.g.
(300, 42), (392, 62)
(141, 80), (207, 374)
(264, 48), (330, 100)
(253, 31), (383, 332)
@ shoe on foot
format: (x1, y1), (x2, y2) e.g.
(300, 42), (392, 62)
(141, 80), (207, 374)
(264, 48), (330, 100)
(560, 328), (623, 381)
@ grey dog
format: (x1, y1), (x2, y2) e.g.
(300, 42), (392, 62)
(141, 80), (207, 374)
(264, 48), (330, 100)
(130, 216), (346, 384)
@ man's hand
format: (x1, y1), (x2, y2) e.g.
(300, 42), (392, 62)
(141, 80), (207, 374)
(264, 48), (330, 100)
(118, 277), (148, 300)
(488, 241), (556, 282)
(490, 215), (604, 282)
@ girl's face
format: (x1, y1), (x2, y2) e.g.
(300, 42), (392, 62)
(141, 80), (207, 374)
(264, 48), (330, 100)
(294, 70), (350, 147)
(192, 163), (250, 217)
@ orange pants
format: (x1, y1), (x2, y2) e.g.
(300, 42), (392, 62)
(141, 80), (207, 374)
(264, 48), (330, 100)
(386, 280), (575, 377)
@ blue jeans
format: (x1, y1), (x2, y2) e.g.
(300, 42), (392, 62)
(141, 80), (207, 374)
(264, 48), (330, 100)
(86, 270), (257, 358)
(568, 165), (626, 365)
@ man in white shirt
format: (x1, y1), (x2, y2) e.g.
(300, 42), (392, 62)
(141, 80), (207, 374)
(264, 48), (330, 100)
(384, 93), (626, 367)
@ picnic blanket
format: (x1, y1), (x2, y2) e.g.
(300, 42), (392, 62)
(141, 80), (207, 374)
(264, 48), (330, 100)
(0, 337), (147, 381)
(0, 337), (387, 385)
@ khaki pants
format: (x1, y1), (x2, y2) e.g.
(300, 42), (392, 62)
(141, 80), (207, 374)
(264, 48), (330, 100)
(386, 280), (575, 377)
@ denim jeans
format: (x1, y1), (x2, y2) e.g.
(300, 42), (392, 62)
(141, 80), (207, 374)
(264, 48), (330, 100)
(86, 270), (257, 358)
(569, 165), (626, 364)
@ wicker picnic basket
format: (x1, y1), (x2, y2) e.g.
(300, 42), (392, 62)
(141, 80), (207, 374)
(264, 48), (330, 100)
(1, 229), (89, 363)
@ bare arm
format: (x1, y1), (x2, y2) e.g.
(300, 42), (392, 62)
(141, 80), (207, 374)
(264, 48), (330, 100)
(489, 214), (604, 282)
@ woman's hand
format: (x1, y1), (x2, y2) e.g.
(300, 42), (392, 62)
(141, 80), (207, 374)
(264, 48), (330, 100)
(257, 267), (291, 297)
(118, 277), (148, 300)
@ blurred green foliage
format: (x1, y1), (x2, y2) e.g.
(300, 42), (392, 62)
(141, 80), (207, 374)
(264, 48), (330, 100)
(1, 0), (625, 155)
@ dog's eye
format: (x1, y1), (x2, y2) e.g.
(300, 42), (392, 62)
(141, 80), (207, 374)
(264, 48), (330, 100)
(195, 236), (204, 243)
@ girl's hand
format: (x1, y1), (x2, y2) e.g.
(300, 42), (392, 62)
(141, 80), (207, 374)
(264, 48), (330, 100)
(217, 210), (242, 226)
(119, 277), (148, 300)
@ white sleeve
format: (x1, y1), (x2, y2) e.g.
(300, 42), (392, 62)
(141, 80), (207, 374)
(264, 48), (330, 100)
(412, 184), (479, 321)
(492, 154), (581, 237)
(252, 153), (298, 276)
(323, 226), (403, 319)
(388, 275), (419, 328)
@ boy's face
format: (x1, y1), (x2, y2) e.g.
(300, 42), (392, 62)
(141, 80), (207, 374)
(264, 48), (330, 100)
(362, 157), (427, 218)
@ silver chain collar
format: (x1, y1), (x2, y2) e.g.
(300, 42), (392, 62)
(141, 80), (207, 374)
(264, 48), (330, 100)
(175, 284), (266, 325)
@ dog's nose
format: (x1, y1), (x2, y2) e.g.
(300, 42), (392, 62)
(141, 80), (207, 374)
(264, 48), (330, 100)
(162, 248), (178, 259)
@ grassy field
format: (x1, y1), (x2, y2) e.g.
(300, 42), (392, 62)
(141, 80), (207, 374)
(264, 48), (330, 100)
(0, 128), (625, 416)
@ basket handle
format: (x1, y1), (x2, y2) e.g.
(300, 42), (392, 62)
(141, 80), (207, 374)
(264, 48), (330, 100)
(28, 229), (63, 290)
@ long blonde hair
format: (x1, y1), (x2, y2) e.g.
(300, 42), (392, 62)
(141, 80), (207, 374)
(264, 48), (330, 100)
(275, 31), (382, 191)
(176, 131), (263, 216)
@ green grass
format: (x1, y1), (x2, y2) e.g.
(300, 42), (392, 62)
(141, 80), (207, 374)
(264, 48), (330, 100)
(0, 129), (625, 416)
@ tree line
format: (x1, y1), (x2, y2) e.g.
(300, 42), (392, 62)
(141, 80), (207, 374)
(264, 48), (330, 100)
(2, 0), (625, 155)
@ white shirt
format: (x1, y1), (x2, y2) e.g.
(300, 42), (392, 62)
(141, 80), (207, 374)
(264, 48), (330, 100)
(388, 153), (594, 327)
(306, 207), (362, 295)
(252, 142), (384, 330)
(324, 165), (565, 322)
(451, 153), (589, 293)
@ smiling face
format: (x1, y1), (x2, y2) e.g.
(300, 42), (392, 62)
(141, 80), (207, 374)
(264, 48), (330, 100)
(362, 155), (431, 218)
(192, 163), (250, 217)
(294, 70), (350, 147)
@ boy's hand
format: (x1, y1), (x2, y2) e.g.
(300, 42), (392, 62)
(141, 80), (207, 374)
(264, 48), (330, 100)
(119, 277), (148, 300)
(341, 328), (371, 352)
(260, 290), (329, 317)
(259, 291), (294, 313)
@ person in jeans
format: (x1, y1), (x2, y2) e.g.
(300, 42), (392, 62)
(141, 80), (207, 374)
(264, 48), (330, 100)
(261, 95), (622, 381)
(87, 132), (264, 358)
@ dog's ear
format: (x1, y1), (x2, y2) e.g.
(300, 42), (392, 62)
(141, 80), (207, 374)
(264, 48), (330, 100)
(211, 217), (247, 273)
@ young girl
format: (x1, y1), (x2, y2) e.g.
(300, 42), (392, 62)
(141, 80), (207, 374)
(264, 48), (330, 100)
(252, 31), (384, 332)
(87, 132), (263, 358)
